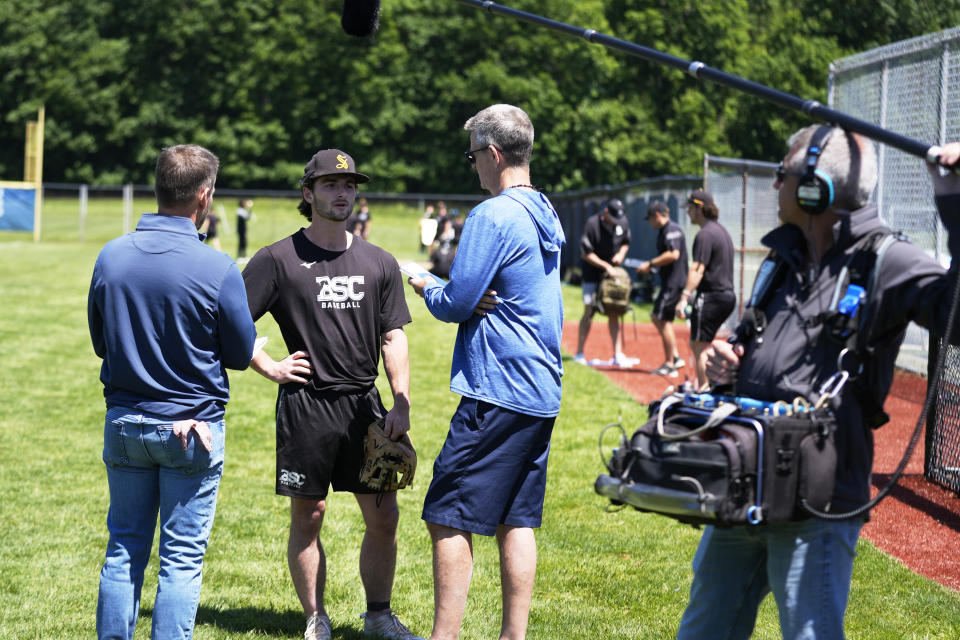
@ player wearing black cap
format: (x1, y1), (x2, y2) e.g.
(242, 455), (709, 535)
(241, 149), (424, 640)
(636, 200), (688, 377)
(574, 198), (638, 367)
(675, 189), (736, 389)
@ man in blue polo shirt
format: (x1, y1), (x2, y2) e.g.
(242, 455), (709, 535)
(88, 144), (257, 640)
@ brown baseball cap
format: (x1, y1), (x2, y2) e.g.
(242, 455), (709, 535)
(301, 149), (370, 185)
(687, 189), (714, 208)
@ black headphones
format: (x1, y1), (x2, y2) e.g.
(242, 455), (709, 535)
(796, 125), (836, 215)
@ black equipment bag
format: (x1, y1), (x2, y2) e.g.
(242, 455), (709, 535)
(595, 396), (837, 526)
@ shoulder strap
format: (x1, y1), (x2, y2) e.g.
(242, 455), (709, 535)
(731, 251), (788, 345)
(824, 228), (900, 358)
(829, 228), (903, 428)
(854, 231), (901, 356)
(734, 228), (903, 356)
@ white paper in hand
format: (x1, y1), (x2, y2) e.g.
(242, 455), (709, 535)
(399, 262), (446, 285)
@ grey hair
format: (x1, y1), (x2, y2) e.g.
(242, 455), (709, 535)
(155, 144), (219, 208)
(464, 104), (534, 167)
(785, 125), (877, 210)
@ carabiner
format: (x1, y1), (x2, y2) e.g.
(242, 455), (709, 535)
(815, 370), (849, 408)
(835, 347), (863, 377)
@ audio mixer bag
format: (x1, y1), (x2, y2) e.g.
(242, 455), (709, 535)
(595, 397), (837, 527)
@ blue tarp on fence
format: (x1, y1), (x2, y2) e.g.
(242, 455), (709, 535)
(0, 187), (35, 231)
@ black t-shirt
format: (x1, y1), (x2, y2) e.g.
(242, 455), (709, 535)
(242, 230), (411, 393)
(691, 219), (735, 293)
(580, 213), (631, 283)
(657, 219), (688, 291)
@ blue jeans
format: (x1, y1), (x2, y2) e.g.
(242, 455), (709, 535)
(96, 408), (225, 640)
(676, 518), (864, 640)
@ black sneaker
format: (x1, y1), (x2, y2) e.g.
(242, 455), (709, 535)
(653, 362), (678, 378)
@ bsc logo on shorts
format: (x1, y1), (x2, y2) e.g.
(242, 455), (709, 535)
(316, 275), (364, 309)
(279, 468), (306, 489)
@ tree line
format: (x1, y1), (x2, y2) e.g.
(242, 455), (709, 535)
(2, 0), (958, 194)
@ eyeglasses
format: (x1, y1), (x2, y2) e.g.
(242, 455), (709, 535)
(775, 163), (805, 183)
(464, 145), (501, 166)
(464, 146), (490, 166)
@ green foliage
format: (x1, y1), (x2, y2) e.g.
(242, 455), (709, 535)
(3, 0), (960, 191)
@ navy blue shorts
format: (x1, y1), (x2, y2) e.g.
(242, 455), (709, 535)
(422, 398), (555, 536)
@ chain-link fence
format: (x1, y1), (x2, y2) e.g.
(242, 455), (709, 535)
(831, 27), (960, 493)
(32, 183), (484, 245)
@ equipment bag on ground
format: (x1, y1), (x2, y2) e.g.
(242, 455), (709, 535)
(594, 394), (837, 526)
(596, 266), (632, 316)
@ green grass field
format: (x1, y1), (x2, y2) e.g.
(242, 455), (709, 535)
(1, 197), (958, 639)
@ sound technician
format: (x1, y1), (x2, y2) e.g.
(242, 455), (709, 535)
(676, 125), (960, 640)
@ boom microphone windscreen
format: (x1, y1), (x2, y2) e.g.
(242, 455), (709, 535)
(341, 0), (380, 37)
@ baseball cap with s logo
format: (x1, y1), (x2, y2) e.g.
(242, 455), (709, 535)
(301, 149), (370, 185)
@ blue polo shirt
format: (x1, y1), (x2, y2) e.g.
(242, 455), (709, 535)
(88, 213), (256, 420)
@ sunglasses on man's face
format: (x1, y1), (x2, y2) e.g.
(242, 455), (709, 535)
(775, 163), (805, 183)
(464, 146), (489, 166)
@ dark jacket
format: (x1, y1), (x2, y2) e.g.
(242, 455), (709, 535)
(734, 204), (956, 511)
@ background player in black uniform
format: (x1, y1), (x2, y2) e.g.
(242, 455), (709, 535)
(241, 149), (424, 640)
(573, 198), (637, 367)
(636, 200), (688, 377)
(675, 189), (736, 390)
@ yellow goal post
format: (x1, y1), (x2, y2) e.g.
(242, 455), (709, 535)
(0, 106), (44, 241)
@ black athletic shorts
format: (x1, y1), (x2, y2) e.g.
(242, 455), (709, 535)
(652, 286), (683, 322)
(690, 290), (736, 342)
(274, 384), (386, 499)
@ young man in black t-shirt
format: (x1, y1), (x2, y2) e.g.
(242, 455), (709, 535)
(241, 149), (424, 640)
(636, 200), (688, 377)
(675, 189), (736, 390)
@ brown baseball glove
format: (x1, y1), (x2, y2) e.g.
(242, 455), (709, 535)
(358, 419), (417, 492)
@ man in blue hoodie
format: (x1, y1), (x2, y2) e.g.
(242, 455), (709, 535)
(88, 144), (257, 640)
(408, 103), (565, 640)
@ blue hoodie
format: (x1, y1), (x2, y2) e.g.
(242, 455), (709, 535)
(88, 213), (257, 421)
(423, 188), (565, 417)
